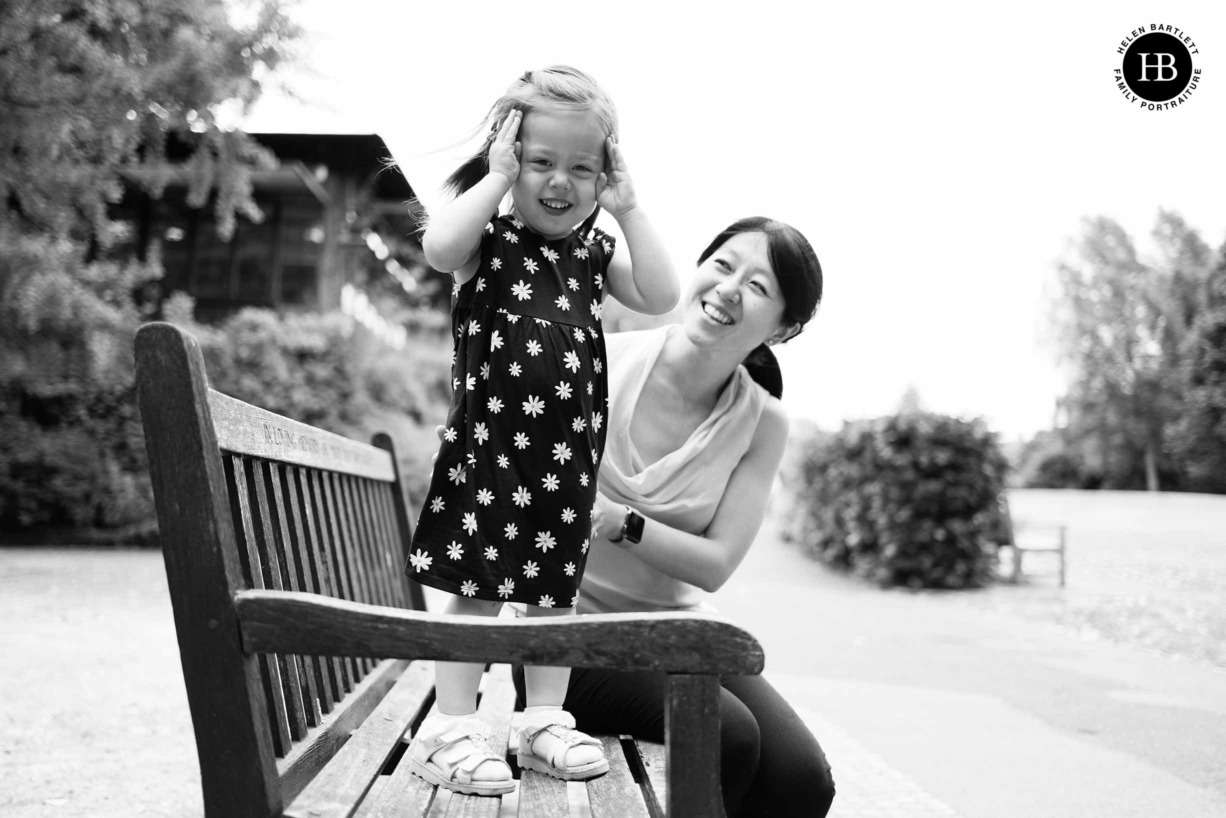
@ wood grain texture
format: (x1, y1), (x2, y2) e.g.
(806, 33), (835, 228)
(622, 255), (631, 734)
(135, 322), (283, 817)
(284, 661), (434, 818)
(371, 433), (424, 612)
(209, 389), (395, 481)
(665, 676), (723, 818)
(635, 740), (668, 818)
(278, 659), (413, 807)
(236, 590), (765, 675)
(587, 736), (652, 818)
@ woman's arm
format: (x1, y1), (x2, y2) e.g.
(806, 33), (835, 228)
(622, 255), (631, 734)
(593, 399), (790, 592)
(421, 111), (521, 284)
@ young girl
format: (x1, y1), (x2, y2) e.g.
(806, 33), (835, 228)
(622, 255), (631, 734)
(405, 66), (679, 796)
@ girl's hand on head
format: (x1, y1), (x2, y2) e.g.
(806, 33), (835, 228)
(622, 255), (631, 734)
(596, 137), (638, 219)
(488, 109), (522, 183)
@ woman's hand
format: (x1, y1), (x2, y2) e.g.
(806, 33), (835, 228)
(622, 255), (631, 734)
(488, 109), (521, 183)
(596, 137), (638, 219)
(590, 491), (627, 545)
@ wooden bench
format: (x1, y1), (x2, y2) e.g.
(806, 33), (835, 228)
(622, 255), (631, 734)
(135, 321), (762, 818)
(990, 495), (1067, 587)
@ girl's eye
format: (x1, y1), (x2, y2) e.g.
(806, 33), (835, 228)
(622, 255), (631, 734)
(531, 158), (550, 167)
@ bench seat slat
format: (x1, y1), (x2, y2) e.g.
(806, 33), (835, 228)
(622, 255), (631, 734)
(587, 736), (652, 818)
(285, 661), (435, 818)
(635, 740), (667, 817)
(443, 665), (519, 818)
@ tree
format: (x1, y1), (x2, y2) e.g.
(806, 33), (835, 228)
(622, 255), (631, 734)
(1, 0), (299, 241)
(1044, 212), (1220, 491)
(0, 1), (299, 534)
(1169, 250), (1226, 493)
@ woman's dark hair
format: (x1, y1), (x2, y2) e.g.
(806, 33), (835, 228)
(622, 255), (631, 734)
(698, 217), (823, 399)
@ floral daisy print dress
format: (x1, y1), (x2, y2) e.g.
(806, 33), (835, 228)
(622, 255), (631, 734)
(406, 214), (613, 607)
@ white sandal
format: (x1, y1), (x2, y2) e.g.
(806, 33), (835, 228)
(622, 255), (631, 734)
(409, 720), (515, 797)
(517, 711), (609, 781)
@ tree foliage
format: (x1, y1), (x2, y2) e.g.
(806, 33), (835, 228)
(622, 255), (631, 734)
(1, 0), (299, 240)
(0, 1), (300, 535)
(1041, 211), (1221, 491)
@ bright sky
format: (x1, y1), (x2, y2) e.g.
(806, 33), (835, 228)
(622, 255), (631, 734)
(244, 0), (1226, 440)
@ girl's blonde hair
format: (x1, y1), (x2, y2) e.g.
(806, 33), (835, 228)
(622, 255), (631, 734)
(443, 66), (619, 200)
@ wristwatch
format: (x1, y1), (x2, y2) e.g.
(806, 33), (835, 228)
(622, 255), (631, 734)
(610, 506), (645, 546)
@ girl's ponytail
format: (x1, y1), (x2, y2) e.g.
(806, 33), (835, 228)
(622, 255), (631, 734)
(442, 151), (490, 198)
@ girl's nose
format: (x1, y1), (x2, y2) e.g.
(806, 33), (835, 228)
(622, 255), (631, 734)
(549, 170), (571, 190)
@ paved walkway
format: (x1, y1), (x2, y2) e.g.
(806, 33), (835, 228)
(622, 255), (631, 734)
(2, 489), (1225, 817)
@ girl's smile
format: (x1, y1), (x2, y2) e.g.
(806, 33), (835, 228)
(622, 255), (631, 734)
(511, 109), (606, 240)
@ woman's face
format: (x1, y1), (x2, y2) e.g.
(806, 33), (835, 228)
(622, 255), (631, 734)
(684, 231), (788, 354)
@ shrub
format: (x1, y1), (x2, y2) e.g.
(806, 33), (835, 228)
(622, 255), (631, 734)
(783, 411), (1009, 589)
(175, 305), (452, 514)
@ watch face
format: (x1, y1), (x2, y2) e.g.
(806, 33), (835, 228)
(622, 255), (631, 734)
(625, 510), (645, 544)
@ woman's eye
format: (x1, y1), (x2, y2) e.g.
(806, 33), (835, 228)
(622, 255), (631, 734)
(751, 281), (769, 295)
(715, 259), (731, 271)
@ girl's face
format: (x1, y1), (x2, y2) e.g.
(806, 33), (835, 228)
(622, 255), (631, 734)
(510, 109), (606, 240)
(685, 231), (789, 355)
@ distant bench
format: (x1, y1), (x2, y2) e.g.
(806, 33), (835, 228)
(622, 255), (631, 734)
(990, 496), (1067, 587)
(135, 322), (761, 817)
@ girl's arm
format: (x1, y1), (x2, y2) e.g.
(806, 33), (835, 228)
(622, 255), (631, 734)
(421, 110), (521, 285)
(592, 399), (790, 592)
(598, 139), (680, 316)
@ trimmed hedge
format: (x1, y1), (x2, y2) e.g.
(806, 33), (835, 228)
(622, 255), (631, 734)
(783, 411), (1009, 589)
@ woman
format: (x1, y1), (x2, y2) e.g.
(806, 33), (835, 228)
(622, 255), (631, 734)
(520, 216), (833, 817)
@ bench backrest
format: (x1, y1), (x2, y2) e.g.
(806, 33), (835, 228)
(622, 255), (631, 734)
(135, 322), (422, 815)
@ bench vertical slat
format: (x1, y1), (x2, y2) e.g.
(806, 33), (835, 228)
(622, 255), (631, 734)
(314, 471), (368, 681)
(356, 477), (396, 607)
(332, 474), (372, 606)
(303, 468), (356, 697)
(343, 475), (386, 607)
(283, 465), (337, 715)
(371, 433), (425, 612)
(665, 675), (723, 818)
(360, 477), (402, 608)
(135, 323), (283, 817)
(371, 479), (410, 610)
(586, 736), (652, 818)
(267, 461), (324, 728)
(251, 459), (311, 742)
(228, 455), (295, 757)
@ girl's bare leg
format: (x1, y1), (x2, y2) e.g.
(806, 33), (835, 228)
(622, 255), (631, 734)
(521, 605), (604, 770)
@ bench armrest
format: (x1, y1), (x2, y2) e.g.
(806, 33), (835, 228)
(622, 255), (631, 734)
(235, 589), (764, 675)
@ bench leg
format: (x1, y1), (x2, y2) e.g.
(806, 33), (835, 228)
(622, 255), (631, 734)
(666, 675), (724, 818)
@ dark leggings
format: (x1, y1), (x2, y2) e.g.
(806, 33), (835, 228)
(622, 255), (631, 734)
(514, 666), (835, 818)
